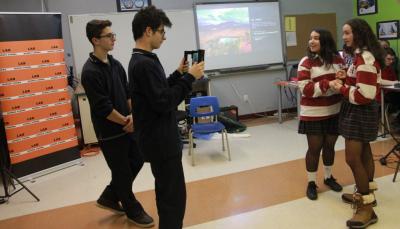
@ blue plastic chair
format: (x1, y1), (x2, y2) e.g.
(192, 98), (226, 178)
(188, 96), (231, 166)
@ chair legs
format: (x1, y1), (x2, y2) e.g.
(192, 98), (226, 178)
(188, 131), (192, 156)
(394, 160), (400, 182)
(188, 129), (231, 166)
(188, 130), (195, 166)
(384, 104), (391, 133)
(221, 130), (226, 151)
(223, 129), (231, 161)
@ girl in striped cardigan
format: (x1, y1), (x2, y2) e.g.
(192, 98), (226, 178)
(297, 28), (344, 201)
(331, 18), (383, 229)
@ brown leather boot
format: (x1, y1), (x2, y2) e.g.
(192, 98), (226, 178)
(342, 182), (377, 207)
(346, 193), (378, 228)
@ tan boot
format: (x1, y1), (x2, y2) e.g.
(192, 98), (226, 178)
(346, 193), (378, 228)
(342, 182), (377, 206)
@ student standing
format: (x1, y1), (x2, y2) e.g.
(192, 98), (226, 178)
(331, 18), (383, 228)
(297, 28), (344, 200)
(128, 6), (204, 229)
(81, 20), (153, 227)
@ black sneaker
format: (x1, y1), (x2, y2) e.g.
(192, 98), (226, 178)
(127, 210), (155, 228)
(306, 181), (318, 200)
(324, 176), (343, 192)
(96, 197), (125, 214)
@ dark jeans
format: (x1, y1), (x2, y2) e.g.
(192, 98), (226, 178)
(150, 157), (186, 229)
(99, 134), (144, 215)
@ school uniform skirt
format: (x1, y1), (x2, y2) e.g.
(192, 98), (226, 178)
(298, 115), (339, 135)
(339, 99), (379, 142)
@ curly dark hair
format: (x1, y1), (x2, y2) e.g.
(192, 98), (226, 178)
(131, 5), (172, 41)
(344, 18), (384, 67)
(306, 28), (338, 68)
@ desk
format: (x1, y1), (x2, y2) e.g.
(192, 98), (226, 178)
(379, 85), (400, 182)
(275, 81), (300, 123)
(380, 85), (400, 136)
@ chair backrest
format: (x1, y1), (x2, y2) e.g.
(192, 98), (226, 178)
(189, 96), (220, 118)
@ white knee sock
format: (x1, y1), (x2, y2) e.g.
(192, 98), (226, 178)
(323, 165), (332, 179)
(307, 171), (317, 183)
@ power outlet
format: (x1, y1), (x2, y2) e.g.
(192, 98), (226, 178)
(243, 94), (249, 102)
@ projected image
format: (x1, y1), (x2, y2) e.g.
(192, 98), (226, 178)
(197, 8), (252, 57)
(195, 2), (283, 71)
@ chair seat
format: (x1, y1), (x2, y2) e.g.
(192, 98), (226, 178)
(191, 122), (225, 134)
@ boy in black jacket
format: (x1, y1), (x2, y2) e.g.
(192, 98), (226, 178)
(129, 6), (204, 229)
(81, 19), (153, 228)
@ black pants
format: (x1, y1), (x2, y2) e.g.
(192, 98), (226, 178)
(99, 134), (144, 215)
(150, 157), (186, 229)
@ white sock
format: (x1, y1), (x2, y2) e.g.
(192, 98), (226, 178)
(307, 171), (317, 183)
(324, 165), (332, 179)
(369, 181), (378, 191)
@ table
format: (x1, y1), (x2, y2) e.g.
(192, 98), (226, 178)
(380, 85), (400, 136)
(379, 85), (400, 182)
(275, 81), (300, 123)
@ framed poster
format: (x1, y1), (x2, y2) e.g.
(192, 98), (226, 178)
(357, 0), (377, 16)
(377, 20), (399, 40)
(116, 0), (151, 12)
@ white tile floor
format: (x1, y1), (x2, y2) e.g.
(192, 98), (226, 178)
(186, 175), (400, 229)
(0, 118), (398, 229)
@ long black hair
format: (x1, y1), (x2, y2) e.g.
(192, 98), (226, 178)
(344, 18), (384, 67)
(306, 28), (338, 68)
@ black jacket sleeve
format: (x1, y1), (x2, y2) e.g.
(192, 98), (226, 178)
(117, 62), (130, 100)
(81, 69), (114, 118)
(136, 60), (195, 113)
(167, 70), (183, 87)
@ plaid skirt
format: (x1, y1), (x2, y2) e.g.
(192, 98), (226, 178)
(298, 115), (339, 135)
(339, 100), (379, 142)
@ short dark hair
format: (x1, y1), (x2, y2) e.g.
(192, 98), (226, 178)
(131, 5), (172, 41)
(86, 19), (112, 45)
(344, 18), (384, 67)
(306, 28), (338, 67)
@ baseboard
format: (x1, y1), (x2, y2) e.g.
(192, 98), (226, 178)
(239, 107), (297, 120)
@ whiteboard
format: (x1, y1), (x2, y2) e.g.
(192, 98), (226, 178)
(68, 10), (197, 78)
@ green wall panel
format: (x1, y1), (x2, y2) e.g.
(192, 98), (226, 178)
(353, 0), (400, 55)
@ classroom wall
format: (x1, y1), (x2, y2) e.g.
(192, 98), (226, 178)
(353, 0), (400, 56)
(0, 0), (42, 11)
(0, 0), (354, 115)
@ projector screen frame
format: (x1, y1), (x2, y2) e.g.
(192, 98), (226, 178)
(193, 0), (287, 74)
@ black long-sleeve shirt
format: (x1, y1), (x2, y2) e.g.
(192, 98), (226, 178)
(128, 48), (195, 162)
(81, 53), (130, 141)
